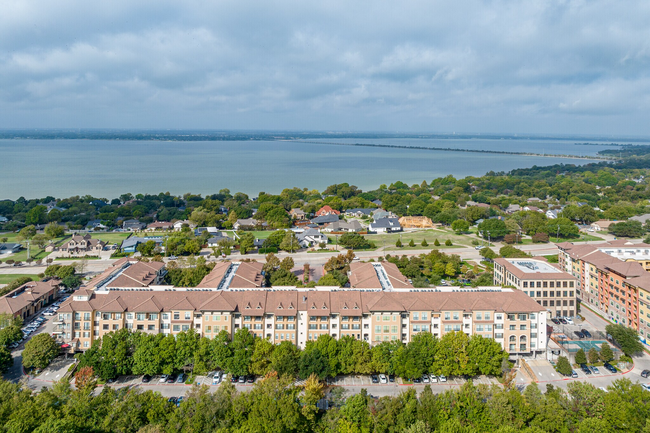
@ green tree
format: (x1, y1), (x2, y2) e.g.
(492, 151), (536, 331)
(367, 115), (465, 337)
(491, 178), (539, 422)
(434, 239), (440, 246)
(396, 239), (403, 248)
(409, 239), (415, 247)
(609, 220), (646, 238)
(575, 348), (587, 365)
(467, 335), (507, 375)
(280, 256), (294, 271)
(250, 338), (275, 376)
(421, 239), (428, 247)
(606, 324), (644, 356)
(228, 328), (255, 376)
(339, 232), (372, 249)
(315, 273), (342, 287)
(555, 356), (572, 376)
(279, 231), (300, 253)
(588, 348), (600, 364)
(22, 333), (59, 370)
(0, 346), (12, 373)
(44, 222), (65, 239)
(432, 331), (470, 376)
(299, 348), (331, 379)
(451, 219), (470, 233)
(270, 340), (300, 377)
(477, 219), (508, 239)
(238, 232), (255, 254)
(599, 342), (614, 362)
(444, 239), (452, 246)
(25, 205), (47, 225)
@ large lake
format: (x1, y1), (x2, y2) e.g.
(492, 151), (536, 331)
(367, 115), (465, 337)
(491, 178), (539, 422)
(0, 138), (621, 199)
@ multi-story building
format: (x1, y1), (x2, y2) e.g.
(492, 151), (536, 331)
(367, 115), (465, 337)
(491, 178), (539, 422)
(57, 260), (546, 356)
(493, 258), (577, 317)
(48, 234), (106, 257)
(557, 240), (650, 345)
(83, 257), (167, 290)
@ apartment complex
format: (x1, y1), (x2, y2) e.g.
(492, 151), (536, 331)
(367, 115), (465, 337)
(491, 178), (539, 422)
(557, 240), (650, 345)
(84, 257), (167, 290)
(0, 279), (60, 320)
(58, 260), (546, 355)
(493, 258), (577, 317)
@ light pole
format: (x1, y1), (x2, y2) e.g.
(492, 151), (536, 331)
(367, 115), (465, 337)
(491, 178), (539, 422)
(556, 225), (560, 242)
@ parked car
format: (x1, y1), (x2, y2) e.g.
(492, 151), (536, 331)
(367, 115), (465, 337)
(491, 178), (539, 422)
(573, 330), (584, 339)
(582, 330), (592, 338)
(604, 362), (617, 373)
(571, 370), (578, 378)
(558, 318), (567, 324)
(412, 377), (421, 384)
(580, 364), (591, 375)
(212, 373), (222, 385)
(230, 375), (238, 383)
(430, 374), (438, 383)
(246, 375), (255, 383)
(379, 374), (387, 384)
(168, 397), (178, 404)
(371, 374), (379, 384)
(551, 318), (559, 325)
(590, 366), (600, 374)
(642, 384), (650, 391)
(159, 374), (169, 383)
(421, 374), (430, 383)
(141, 375), (152, 383)
(176, 373), (185, 383)
(438, 375), (447, 383)
(599, 387), (608, 392)
(166, 375), (176, 383)
(641, 369), (650, 378)
(176, 396), (184, 407)
(388, 374), (395, 383)
(238, 376), (246, 383)
(565, 317), (575, 325)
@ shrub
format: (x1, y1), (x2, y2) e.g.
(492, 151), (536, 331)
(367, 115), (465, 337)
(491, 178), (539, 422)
(434, 239), (440, 246)
(503, 234), (516, 244)
(532, 232), (549, 243)
(421, 239), (428, 247)
(445, 239), (452, 246)
(408, 239), (415, 247)
(396, 240), (402, 248)
(258, 247), (278, 254)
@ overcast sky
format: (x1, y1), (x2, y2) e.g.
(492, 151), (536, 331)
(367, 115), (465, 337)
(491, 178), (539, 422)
(1, 0), (649, 135)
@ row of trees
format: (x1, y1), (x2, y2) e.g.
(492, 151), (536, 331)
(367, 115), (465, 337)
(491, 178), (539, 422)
(0, 372), (648, 432)
(77, 328), (508, 381)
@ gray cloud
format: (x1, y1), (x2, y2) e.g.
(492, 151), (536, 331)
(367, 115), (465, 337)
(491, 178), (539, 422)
(1, 0), (649, 135)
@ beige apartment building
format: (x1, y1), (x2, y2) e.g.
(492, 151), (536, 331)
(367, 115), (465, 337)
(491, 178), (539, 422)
(493, 258), (577, 317)
(58, 259), (547, 355)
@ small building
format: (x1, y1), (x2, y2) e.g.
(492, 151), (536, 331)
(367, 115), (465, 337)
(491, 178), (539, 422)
(372, 209), (397, 221)
(0, 216), (8, 223)
(546, 209), (560, 219)
(369, 218), (402, 233)
(194, 227), (220, 236)
(505, 204), (521, 214)
(590, 220), (616, 231)
(173, 220), (196, 231)
(86, 220), (108, 231)
(233, 218), (262, 230)
(207, 233), (233, 247)
(122, 219), (146, 231)
(315, 205), (340, 217)
(630, 214), (650, 224)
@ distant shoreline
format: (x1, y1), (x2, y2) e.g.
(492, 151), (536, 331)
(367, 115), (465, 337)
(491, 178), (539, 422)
(283, 140), (613, 161)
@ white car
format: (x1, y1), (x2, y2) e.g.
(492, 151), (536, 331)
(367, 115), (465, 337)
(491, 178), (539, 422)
(430, 374), (438, 383)
(439, 375), (447, 383)
(379, 374), (387, 384)
(641, 383), (650, 391)
(565, 317), (574, 325)
(159, 374), (169, 383)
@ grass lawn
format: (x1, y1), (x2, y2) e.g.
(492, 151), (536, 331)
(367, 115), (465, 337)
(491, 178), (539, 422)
(384, 245), (463, 252)
(55, 256), (101, 261)
(6, 248), (50, 262)
(365, 228), (476, 248)
(0, 274), (39, 285)
(90, 233), (131, 245)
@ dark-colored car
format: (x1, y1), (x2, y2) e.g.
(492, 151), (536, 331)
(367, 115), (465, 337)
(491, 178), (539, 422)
(176, 373), (185, 383)
(603, 362), (617, 373)
(246, 375), (255, 383)
(166, 375), (176, 383)
(107, 377), (117, 384)
(580, 364), (591, 375)
(551, 318), (559, 325)
(573, 330), (584, 339)
(141, 375), (152, 383)
(582, 329), (592, 338)
(371, 374), (379, 384)
(168, 397), (177, 404)
(559, 318), (567, 324)
(413, 377), (421, 384)
(388, 374), (395, 383)
(176, 396), (184, 407)
(230, 375), (238, 383)
(641, 370), (650, 378)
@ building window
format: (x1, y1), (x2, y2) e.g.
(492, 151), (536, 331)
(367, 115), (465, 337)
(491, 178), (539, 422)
(444, 312), (450, 320)
(413, 312), (419, 320)
(476, 313), (482, 320)
(136, 313), (145, 321)
(148, 325), (155, 331)
(102, 324), (109, 330)
(172, 325), (180, 332)
(137, 325), (144, 330)
(149, 313), (158, 320)
(185, 312), (191, 320)
(173, 313), (179, 320)
(162, 313), (169, 320)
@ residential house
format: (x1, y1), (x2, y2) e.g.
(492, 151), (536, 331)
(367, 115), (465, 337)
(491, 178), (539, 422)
(121, 237), (164, 253)
(369, 218), (402, 233)
(505, 204), (521, 214)
(372, 210), (397, 221)
(372, 199), (382, 206)
(146, 221), (174, 231)
(122, 219), (146, 231)
(527, 198), (542, 203)
(173, 220), (196, 231)
(0, 279), (60, 320)
(546, 209), (560, 219)
(297, 228), (328, 247)
(0, 216), (8, 223)
(54, 234), (106, 257)
(344, 208), (374, 218)
(207, 233), (233, 247)
(233, 218), (262, 230)
(194, 227), (220, 236)
(315, 206), (340, 217)
(310, 214), (340, 226)
(590, 220), (616, 231)
(322, 220), (363, 233)
(289, 209), (306, 220)
(85, 220), (107, 231)
(630, 214), (650, 224)
(523, 206), (541, 212)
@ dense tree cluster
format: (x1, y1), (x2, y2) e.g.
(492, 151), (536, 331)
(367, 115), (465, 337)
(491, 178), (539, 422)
(0, 374), (648, 432)
(77, 328), (508, 381)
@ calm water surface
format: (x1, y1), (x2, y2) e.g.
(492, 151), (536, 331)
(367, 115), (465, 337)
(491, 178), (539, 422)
(0, 138), (608, 199)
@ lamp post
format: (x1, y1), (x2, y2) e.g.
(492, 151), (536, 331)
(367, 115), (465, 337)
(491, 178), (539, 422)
(556, 225), (560, 242)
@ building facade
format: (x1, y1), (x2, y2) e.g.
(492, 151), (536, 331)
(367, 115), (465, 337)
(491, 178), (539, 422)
(493, 258), (577, 317)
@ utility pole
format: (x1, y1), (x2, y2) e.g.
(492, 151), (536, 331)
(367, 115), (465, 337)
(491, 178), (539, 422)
(556, 225), (560, 242)
(27, 240), (30, 260)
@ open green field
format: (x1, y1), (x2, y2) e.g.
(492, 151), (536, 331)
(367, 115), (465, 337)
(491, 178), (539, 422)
(365, 228), (477, 248)
(0, 274), (39, 285)
(90, 233), (130, 245)
(224, 230), (276, 240)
